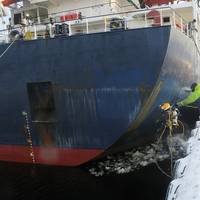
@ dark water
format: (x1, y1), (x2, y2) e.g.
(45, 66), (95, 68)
(0, 160), (171, 200)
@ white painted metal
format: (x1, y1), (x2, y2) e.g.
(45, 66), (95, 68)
(0, 0), (196, 43)
(166, 121), (200, 200)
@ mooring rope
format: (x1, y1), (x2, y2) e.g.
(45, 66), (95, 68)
(0, 36), (17, 59)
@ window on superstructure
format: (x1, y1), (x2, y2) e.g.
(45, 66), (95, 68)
(163, 17), (170, 23)
(14, 13), (22, 25)
(24, 9), (37, 23)
(39, 7), (48, 23)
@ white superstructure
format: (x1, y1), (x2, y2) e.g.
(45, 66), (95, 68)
(0, 0), (198, 44)
(11, 0), (140, 24)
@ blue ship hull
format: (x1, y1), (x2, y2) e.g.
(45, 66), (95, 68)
(0, 26), (198, 166)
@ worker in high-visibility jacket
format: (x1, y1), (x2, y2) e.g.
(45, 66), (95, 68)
(177, 82), (200, 107)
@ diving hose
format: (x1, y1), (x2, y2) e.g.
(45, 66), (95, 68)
(154, 102), (185, 178)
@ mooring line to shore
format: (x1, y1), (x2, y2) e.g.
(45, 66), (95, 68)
(0, 37), (17, 59)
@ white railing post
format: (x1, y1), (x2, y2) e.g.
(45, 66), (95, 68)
(37, 8), (41, 24)
(180, 17), (183, 32)
(186, 23), (189, 36)
(25, 25), (28, 34)
(160, 9), (163, 26)
(173, 11), (176, 28)
(86, 19), (89, 34)
(145, 11), (148, 27)
(49, 24), (53, 38)
(6, 29), (9, 43)
(124, 18), (127, 30)
(104, 17), (107, 32)
(34, 25), (37, 39)
(68, 22), (72, 36)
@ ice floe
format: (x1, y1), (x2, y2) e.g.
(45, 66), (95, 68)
(87, 134), (187, 176)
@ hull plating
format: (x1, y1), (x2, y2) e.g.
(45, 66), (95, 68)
(0, 26), (198, 166)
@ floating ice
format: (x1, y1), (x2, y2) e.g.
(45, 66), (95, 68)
(87, 134), (187, 177)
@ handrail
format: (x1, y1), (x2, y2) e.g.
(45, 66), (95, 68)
(9, 5), (188, 26)
(0, 5), (193, 44)
(49, 2), (122, 16)
(39, 1), (139, 18)
(83, 6), (188, 24)
(12, 2), (125, 23)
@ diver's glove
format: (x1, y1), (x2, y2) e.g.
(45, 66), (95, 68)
(175, 102), (183, 108)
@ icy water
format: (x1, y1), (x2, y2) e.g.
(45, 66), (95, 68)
(0, 134), (188, 200)
(0, 160), (171, 200)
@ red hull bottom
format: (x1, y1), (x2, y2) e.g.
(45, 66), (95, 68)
(0, 145), (104, 166)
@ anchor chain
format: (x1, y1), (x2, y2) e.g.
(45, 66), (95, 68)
(22, 111), (36, 164)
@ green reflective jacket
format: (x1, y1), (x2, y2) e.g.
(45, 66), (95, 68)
(178, 83), (200, 106)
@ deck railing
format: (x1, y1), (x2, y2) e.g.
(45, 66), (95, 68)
(0, 6), (194, 44)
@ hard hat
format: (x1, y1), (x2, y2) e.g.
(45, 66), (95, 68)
(160, 102), (171, 111)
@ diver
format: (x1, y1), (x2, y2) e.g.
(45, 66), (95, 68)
(176, 82), (200, 108)
(175, 82), (200, 128)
